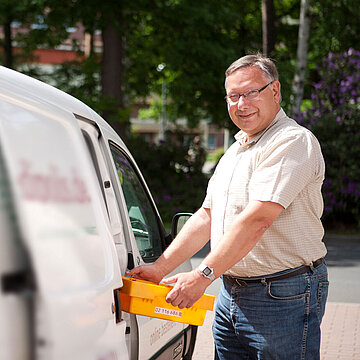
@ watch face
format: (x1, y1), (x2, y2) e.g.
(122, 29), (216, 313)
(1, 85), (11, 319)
(203, 267), (212, 276)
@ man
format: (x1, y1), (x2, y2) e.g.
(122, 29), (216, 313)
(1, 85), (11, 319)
(129, 54), (328, 359)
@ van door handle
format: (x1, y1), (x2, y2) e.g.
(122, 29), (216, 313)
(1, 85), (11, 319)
(2, 271), (35, 293)
(113, 289), (122, 323)
(127, 253), (135, 270)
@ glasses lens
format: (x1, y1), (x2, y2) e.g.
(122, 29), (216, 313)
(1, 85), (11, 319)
(244, 90), (259, 100)
(227, 95), (239, 103)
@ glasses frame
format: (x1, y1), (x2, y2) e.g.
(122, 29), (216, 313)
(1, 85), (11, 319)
(224, 80), (274, 103)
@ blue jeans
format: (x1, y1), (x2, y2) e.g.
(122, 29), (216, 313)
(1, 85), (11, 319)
(213, 263), (329, 360)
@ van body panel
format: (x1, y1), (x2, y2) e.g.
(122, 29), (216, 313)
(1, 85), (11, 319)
(0, 143), (31, 360)
(0, 93), (128, 359)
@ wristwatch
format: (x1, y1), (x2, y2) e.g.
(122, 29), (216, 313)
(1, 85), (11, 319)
(198, 264), (216, 282)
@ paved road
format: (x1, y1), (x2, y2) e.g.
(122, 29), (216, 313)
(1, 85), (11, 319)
(325, 235), (360, 303)
(190, 234), (360, 359)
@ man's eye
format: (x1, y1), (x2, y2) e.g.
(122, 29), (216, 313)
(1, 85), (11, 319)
(229, 95), (240, 100)
(245, 90), (258, 98)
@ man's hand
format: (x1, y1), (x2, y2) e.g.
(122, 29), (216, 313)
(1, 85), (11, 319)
(126, 263), (165, 284)
(162, 270), (211, 309)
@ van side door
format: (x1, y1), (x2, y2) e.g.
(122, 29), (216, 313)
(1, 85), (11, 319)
(106, 141), (193, 360)
(78, 117), (194, 360)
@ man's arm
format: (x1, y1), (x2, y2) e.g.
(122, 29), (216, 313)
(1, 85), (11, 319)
(127, 207), (211, 283)
(199, 200), (283, 278)
(163, 200), (283, 308)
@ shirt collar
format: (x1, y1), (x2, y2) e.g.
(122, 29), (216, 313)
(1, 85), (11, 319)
(234, 108), (286, 146)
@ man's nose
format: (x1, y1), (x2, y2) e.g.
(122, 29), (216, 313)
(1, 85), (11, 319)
(237, 95), (249, 108)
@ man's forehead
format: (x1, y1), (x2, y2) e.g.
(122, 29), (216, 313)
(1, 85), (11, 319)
(230, 66), (265, 79)
(225, 67), (266, 90)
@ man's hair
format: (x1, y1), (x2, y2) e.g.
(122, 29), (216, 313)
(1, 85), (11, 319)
(225, 53), (279, 82)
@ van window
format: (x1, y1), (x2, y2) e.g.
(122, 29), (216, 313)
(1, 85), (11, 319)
(110, 144), (163, 262)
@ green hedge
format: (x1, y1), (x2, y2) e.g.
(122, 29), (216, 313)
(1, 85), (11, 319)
(127, 132), (208, 226)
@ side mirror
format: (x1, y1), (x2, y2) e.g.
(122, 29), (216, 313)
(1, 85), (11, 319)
(171, 213), (193, 239)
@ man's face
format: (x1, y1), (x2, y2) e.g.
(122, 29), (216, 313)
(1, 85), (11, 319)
(225, 66), (281, 139)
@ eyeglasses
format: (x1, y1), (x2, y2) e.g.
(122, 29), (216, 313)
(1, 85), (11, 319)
(224, 80), (274, 104)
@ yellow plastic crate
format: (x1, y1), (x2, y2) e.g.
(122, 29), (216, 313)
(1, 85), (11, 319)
(119, 276), (215, 326)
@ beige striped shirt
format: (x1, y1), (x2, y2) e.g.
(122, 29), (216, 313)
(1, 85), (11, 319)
(202, 108), (327, 277)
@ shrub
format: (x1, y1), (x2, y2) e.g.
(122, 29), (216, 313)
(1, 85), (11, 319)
(127, 131), (208, 227)
(299, 49), (360, 230)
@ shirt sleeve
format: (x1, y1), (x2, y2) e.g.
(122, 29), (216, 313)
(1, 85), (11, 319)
(249, 130), (325, 209)
(202, 172), (215, 209)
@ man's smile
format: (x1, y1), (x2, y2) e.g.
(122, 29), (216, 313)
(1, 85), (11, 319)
(237, 111), (257, 119)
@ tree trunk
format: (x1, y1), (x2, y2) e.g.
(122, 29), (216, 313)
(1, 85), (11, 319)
(101, 18), (128, 140)
(291, 0), (311, 119)
(3, 15), (13, 69)
(262, 0), (275, 57)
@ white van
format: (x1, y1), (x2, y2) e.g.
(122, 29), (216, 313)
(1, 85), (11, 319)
(0, 66), (197, 360)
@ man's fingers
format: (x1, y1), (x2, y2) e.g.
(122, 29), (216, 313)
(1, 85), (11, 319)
(166, 287), (181, 306)
(162, 275), (178, 284)
(166, 289), (195, 309)
(126, 267), (141, 276)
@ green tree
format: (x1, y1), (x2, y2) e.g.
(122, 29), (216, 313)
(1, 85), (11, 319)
(137, 0), (262, 129)
(262, 0), (275, 56)
(3, 1), (360, 144)
(0, 0), (48, 68)
(15, 1), (263, 137)
(291, 0), (311, 119)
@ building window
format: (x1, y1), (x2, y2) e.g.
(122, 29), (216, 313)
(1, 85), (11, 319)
(207, 134), (216, 149)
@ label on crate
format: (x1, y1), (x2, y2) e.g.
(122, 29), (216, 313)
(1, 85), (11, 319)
(154, 307), (182, 317)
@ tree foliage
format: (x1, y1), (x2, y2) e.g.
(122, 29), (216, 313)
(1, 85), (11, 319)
(126, 0), (262, 129)
(2, 0), (359, 127)
(127, 131), (208, 225)
(1, 0), (360, 227)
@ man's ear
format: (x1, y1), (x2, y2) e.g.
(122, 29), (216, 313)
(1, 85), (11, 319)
(272, 80), (281, 104)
